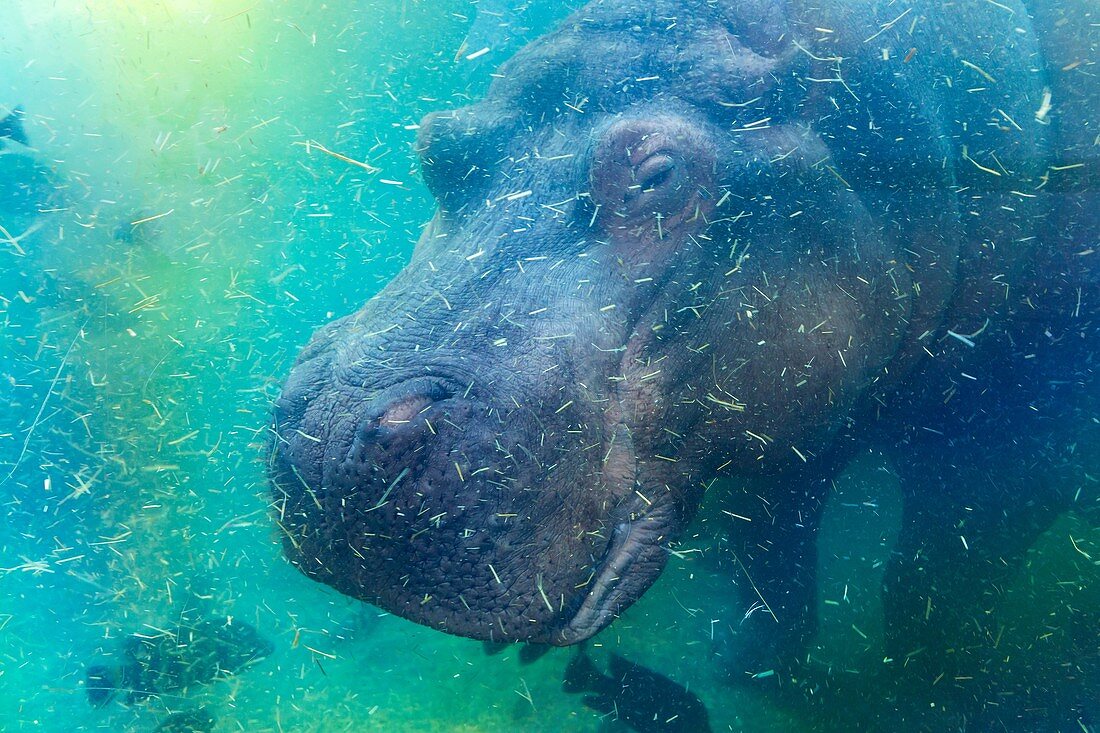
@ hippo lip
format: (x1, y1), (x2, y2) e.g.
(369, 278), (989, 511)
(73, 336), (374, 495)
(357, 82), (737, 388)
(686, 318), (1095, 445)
(555, 496), (672, 644)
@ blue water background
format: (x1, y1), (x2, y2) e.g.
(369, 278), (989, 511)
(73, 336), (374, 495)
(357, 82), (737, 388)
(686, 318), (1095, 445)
(0, 2), (1096, 732)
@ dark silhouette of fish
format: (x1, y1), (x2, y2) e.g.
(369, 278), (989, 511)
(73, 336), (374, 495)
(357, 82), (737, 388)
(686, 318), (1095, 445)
(152, 708), (216, 733)
(482, 639), (553, 665)
(0, 106), (29, 147)
(0, 105), (60, 222)
(563, 651), (712, 733)
(85, 615), (273, 707)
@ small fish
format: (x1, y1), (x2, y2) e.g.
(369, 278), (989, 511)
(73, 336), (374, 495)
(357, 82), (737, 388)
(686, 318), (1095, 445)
(85, 615), (273, 707)
(563, 650), (712, 733)
(0, 105), (58, 221)
(152, 708), (216, 733)
(0, 106), (29, 147)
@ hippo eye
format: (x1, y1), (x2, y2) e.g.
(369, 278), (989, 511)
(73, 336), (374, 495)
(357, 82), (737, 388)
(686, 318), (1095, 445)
(632, 153), (680, 199)
(622, 153), (680, 210)
(590, 117), (714, 227)
(638, 154), (675, 189)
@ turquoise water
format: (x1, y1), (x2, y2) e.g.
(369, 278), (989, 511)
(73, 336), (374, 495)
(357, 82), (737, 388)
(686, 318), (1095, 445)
(1, 2), (1097, 732)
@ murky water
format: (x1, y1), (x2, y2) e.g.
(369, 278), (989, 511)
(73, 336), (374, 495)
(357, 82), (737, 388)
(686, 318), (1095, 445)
(1, 2), (1096, 732)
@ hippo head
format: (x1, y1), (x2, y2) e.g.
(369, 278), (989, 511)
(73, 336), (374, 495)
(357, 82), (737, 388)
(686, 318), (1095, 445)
(271, 0), (954, 644)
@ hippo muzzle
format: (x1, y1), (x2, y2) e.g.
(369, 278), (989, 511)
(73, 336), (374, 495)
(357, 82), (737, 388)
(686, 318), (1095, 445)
(270, 325), (676, 643)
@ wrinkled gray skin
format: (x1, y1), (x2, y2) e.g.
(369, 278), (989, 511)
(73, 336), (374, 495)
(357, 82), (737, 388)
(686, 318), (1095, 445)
(271, 0), (1097, 669)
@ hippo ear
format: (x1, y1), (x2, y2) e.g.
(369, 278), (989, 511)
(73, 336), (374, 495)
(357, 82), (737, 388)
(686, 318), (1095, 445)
(589, 116), (716, 232)
(416, 107), (501, 211)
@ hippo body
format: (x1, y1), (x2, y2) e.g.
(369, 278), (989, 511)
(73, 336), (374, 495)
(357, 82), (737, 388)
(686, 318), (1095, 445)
(271, 0), (1097, 687)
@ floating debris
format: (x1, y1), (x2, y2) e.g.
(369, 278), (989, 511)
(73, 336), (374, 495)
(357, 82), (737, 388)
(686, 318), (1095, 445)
(152, 708), (216, 733)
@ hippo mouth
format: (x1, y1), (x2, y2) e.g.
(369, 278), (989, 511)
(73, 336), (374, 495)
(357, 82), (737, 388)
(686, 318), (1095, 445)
(556, 495), (674, 644)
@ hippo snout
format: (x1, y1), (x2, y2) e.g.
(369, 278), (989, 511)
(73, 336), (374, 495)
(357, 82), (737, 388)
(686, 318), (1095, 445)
(272, 367), (475, 516)
(270, 341), (634, 643)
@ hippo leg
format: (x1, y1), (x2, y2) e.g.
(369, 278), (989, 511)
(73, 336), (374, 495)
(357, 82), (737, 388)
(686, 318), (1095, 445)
(719, 462), (841, 674)
(882, 430), (1093, 678)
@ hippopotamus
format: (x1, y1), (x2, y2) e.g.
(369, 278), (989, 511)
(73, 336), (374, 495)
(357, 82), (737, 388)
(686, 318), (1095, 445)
(270, 0), (1097, 676)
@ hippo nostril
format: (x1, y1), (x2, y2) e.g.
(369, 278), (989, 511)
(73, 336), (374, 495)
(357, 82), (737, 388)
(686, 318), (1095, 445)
(380, 395), (434, 426)
(370, 378), (458, 429)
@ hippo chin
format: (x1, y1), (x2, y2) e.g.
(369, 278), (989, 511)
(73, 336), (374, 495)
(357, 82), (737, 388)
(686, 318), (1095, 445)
(271, 0), (1097, 664)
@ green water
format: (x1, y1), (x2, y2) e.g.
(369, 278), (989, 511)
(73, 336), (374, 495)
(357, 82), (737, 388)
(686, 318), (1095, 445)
(0, 2), (1096, 731)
